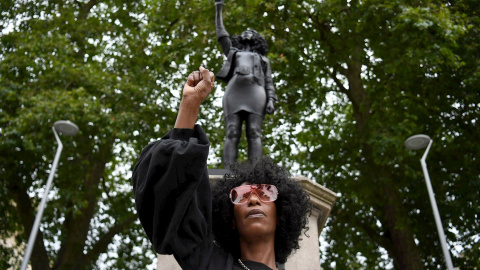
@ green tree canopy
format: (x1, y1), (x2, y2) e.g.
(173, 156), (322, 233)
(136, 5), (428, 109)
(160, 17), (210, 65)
(1, 0), (478, 269)
(260, 0), (480, 268)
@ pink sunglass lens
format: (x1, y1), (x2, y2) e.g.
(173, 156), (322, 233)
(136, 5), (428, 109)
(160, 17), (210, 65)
(230, 185), (278, 204)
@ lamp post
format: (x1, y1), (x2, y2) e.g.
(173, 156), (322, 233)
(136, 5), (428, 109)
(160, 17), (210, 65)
(20, 120), (79, 270)
(405, 134), (454, 270)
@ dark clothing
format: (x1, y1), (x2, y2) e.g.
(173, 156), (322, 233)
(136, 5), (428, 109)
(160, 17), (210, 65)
(216, 36), (277, 117)
(132, 125), (274, 270)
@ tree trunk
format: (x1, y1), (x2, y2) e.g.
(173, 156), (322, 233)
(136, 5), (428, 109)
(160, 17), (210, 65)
(383, 185), (424, 270)
(9, 183), (51, 270)
(347, 57), (424, 270)
(54, 144), (112, 270)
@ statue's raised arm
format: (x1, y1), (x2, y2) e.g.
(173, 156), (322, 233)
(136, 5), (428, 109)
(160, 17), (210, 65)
(214, 0), (277, 167)
(215, 0), (231, 55)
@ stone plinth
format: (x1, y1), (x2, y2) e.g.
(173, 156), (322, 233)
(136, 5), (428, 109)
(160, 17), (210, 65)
(283, 176), (337, 270)
(156, 174), (337, 270)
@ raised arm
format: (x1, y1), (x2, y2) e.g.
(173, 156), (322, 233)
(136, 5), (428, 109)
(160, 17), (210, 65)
(132, 67), (215, 257)
(215, 0), (231, 55)
(175, 66), (215, 129)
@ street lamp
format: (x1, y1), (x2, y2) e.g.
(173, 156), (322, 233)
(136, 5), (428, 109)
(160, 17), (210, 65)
(405, 134), (454, 270)
(20, 120), (79, 270)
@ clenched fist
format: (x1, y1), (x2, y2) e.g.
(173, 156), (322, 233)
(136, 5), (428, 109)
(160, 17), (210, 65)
(183, 66), (215, 105)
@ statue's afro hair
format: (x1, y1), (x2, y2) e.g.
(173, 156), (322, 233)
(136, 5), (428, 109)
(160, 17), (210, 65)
(231, 29), (269, 55)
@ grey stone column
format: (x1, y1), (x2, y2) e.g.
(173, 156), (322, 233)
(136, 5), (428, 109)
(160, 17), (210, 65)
(283, 176), (337, 270)
(156, 175), (337, 270)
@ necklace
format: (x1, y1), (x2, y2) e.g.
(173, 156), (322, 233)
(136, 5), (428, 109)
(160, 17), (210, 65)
(238, 259), (250, 270)
(238, 258), (278, 270)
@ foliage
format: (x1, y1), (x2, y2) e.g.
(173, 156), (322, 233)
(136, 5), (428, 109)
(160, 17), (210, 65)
(256, 0), (480, 269)
(1, 0), (180, 269)
(1, 0), (479, 269)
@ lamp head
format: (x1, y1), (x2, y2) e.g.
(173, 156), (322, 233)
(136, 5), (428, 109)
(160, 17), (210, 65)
(405, 134), (431, 150)
(53, 120), (79, 136)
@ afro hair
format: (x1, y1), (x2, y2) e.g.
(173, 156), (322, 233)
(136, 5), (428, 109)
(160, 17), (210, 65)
(231, 29), (269, 56)
(211, 157), (312, 264)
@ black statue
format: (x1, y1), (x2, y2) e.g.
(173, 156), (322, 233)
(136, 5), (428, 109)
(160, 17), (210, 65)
(215, 0), (277, 166)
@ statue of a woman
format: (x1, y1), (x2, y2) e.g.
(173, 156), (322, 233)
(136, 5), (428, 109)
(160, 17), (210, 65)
(215, 0), (277, 166)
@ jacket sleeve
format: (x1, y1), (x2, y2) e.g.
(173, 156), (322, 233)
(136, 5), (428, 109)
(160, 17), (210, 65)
(131, 125), (211, 259)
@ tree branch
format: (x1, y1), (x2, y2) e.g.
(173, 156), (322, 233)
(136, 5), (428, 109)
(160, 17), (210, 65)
(78, 0), (104, 21)
(84, 213), (138, 264)
(323, 66), (348, 94)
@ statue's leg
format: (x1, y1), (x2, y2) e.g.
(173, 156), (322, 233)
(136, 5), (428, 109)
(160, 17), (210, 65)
(245, 113), (263, 160)
(223, 113), (242, 167)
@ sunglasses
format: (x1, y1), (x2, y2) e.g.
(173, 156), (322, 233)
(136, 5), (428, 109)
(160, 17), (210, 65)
(229, 184), (279, 205)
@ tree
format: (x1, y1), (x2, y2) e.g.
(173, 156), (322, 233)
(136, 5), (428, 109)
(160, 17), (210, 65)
(253, 0), (479, 269)
(0, 0), (192, 269)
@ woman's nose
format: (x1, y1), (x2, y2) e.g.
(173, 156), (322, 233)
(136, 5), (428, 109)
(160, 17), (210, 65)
(248, 192), (261, 206)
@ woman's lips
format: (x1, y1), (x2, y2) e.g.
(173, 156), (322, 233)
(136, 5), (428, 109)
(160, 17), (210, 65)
(246, 209), (266, 218)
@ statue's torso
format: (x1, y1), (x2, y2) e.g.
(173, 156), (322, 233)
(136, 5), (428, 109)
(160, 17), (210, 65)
(223, 51), (266, 117)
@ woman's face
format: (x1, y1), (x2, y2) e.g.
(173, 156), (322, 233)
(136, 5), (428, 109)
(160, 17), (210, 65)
(232, 183), (278, 240)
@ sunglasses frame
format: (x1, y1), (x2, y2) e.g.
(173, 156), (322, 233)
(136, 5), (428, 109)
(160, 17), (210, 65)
(229, 184), (279, 205)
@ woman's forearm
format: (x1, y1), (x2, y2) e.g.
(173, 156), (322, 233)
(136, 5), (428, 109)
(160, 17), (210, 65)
(174, 98), (201, 129)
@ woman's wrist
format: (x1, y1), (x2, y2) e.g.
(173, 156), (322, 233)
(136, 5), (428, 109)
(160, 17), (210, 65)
(181, 92), (204, 107)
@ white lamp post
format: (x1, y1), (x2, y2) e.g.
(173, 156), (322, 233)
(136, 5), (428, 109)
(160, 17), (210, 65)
(405, 134), (454, 270)
(20, 120), (79, 270)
